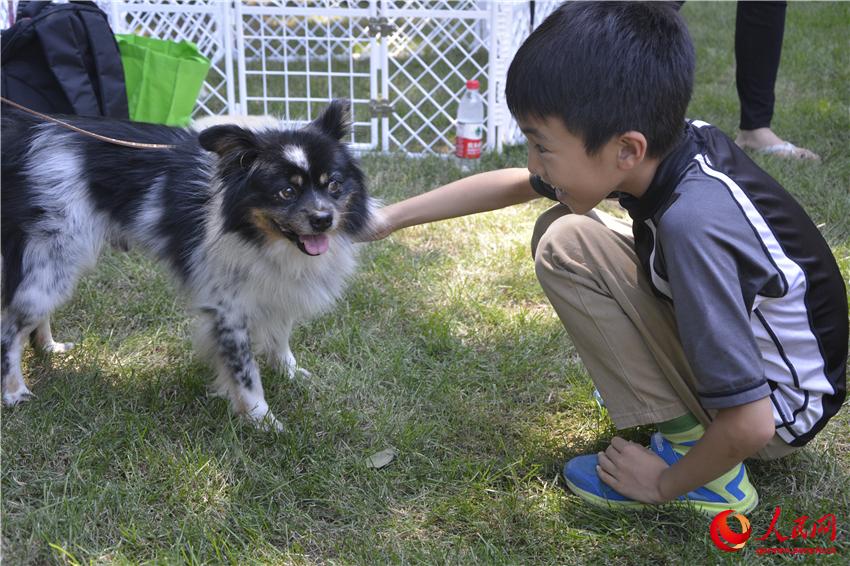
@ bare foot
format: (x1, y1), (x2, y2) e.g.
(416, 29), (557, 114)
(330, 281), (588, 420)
(735, 128), (820, 161)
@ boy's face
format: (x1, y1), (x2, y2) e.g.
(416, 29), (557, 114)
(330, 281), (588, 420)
(518, 115), (629, 214)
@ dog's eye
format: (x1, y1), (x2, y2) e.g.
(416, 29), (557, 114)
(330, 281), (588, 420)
(328, 180), (342, 196)
(277, 187), (297, 201)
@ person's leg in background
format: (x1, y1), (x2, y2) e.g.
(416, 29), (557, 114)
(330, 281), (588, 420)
(734, 0), (819, 160)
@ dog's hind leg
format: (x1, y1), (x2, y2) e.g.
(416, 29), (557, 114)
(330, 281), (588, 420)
(30, 318), (75, 354)
(198, 307), (284, 432)
(2, 312), (35, 406)
(2, 236), (99, 406)
(1, 237), (34, 405)
(3, 299), (76, 407)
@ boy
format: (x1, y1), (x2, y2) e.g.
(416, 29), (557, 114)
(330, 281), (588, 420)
(363, 2), (847, 514)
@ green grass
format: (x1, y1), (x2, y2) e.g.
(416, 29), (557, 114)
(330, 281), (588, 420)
(3, 2), (849, 564)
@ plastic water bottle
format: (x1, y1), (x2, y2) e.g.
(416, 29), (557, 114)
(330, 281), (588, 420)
(454, 79), (485, 171)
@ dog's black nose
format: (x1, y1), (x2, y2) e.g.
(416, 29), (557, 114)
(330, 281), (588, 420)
(308, 211), (333, 232)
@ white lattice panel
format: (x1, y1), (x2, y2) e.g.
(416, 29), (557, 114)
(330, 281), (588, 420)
(235, 0), (376, 151)
(498, 0), (562, 146)
(381, 0), (490, 154)
(1, 0), (561, 155)
(241, 3), (364, 64)
(1, 3), (10, 28)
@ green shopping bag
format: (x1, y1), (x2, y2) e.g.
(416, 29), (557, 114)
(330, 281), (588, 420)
(116, 34), (211, 126)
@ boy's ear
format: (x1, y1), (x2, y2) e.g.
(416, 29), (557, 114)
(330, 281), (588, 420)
(616, 131), (648, 169)
(309, 99), (351, 141)
(199, 125), (259, 164)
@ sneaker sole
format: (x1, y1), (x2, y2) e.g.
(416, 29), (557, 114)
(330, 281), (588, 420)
(565, 477), (759, 516)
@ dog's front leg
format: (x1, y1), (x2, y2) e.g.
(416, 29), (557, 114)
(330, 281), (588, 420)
(276, 344), (313, 380)
(268, 321), (312, 379)
(205, 309), (284, 432)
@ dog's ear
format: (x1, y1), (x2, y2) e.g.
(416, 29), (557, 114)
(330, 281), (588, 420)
(309, 99), (351, 141)
(199, 125), (259, 165)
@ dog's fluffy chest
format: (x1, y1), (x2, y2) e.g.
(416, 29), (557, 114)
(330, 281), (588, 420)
(192, 233), (358, 326)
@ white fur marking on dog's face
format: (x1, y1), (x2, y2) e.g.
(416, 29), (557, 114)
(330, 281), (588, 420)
(282, 145), (309, 170)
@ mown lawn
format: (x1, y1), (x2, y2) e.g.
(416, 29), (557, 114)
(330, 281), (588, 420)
(2, 2), (848, 564)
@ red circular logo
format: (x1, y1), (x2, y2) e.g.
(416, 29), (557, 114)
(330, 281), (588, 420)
(710, 510), (752, 552)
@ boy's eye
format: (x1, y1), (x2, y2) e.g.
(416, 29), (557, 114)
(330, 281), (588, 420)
(536, 144), (549, 154)
(277, 187), (297, 201)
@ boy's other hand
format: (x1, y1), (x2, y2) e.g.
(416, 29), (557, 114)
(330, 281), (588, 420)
(596, 436), (670, 504)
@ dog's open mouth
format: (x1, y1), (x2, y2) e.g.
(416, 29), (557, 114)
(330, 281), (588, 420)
(297, 233), (329, 256)
(271, 219), (329, 256)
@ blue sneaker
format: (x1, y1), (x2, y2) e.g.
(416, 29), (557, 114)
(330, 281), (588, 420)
(563, 432), (759, 515)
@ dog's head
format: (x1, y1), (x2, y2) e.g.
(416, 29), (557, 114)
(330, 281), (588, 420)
(199, 100), (370, 256)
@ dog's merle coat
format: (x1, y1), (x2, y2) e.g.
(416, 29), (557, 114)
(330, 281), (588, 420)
(1, 101), (373, 429)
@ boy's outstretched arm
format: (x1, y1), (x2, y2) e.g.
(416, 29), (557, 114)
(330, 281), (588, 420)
(596, 396), (776, 504)
(362, 168), (539, 240)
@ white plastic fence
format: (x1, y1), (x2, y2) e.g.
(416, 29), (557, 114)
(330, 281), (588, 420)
(1, 0), (562, 155)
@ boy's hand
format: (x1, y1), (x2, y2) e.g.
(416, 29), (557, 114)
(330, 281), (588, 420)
(355, 208), (394, 242)
(596, 436), (670, 504)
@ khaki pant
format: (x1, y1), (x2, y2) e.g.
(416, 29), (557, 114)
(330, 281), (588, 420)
(532, 204), (798, 461)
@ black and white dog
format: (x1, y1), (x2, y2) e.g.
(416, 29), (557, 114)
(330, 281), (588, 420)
(1, 100), (373, 430)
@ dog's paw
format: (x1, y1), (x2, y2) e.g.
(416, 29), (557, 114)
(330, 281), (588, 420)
(289, 366), (312, 380)
(2, 386), (34, 407)
(259, 413), (286, 433)
(246, 408), (285, 433)
(275, 351), (312, 380)
(39, 341), (75, 354)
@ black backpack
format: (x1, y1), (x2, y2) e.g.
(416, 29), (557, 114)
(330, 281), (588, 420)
(1, 0), (128, 118)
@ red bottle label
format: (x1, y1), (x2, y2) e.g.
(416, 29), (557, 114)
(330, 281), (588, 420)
(455, 122), (483, 158)
(455, 137), (482, 159)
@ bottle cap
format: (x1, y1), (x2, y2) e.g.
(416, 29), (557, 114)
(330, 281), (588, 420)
(466, 79), (480, 90)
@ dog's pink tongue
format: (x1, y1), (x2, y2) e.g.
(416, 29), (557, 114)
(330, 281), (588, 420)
(300, 234), (330, 255)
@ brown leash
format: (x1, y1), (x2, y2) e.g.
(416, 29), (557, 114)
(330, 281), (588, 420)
(1, 96), (177, 149)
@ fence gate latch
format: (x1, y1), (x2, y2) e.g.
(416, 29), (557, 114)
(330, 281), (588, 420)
(369, 99), (394, 117)
(368, 16), (395, 38)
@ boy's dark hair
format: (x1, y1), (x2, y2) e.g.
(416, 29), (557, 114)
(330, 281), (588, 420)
(506, 1), (695, 158)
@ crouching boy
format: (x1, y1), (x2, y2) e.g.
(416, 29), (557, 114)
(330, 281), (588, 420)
(363, 1), (847, 514)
